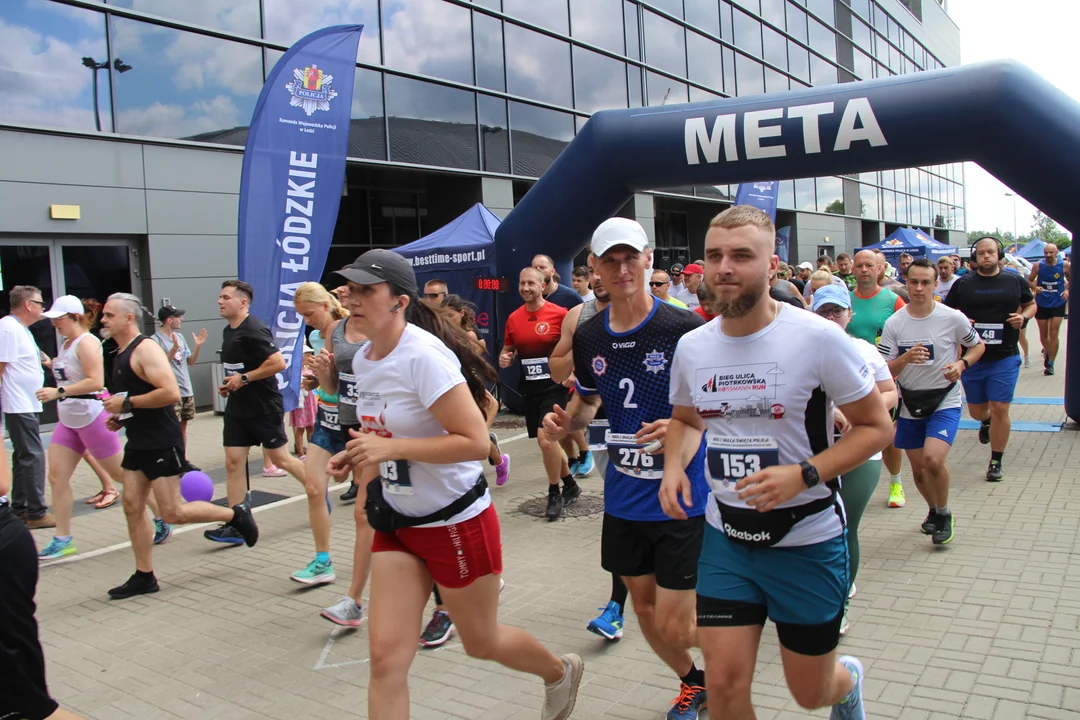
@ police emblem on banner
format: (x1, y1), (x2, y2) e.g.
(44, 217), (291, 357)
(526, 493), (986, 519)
(285, 65), (338, 115)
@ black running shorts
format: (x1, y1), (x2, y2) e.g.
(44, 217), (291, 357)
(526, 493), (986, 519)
(223, 412), (288, 449)
(121, 445), (184, 480)
(1035, 304), (1066, 320)
(601, 513), (705, 591)
(522, 384), (569, 439)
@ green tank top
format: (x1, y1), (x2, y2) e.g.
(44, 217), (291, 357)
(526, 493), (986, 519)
(847, 287), (900, 345)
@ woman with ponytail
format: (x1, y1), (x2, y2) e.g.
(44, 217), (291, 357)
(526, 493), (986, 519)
(326, 250), (583, 720)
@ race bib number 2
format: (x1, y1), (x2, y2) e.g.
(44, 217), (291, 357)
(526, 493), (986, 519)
(606, 432), (664, 479)
(973, 323), (1004, 345)
(706, 436), (779, 490)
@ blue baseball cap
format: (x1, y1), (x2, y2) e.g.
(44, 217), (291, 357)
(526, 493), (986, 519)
(811, 284), (852, 311)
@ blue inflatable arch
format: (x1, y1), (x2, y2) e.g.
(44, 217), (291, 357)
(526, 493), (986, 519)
(494, 60), (1080, 423)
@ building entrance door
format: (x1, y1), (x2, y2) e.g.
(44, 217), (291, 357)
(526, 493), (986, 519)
(0, 237), (138, 429)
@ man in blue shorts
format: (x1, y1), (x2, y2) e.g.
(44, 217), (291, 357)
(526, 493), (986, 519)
(945, 238), (1035, 482)
(879, 259), (984, 544)
(661, 206), (894, 720)
(1027, 243), (1070, 375)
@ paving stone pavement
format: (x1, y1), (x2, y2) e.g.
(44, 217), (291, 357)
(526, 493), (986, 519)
(27, 332), (1080, 720)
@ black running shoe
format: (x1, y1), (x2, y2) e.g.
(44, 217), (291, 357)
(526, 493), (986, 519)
(204, 524), (245, 545)
(180, 460), (201, 474)
(562, 482), (582, 507)
(932, 513), (955, 545)
(228, 503), (259, 547)
(340, 483), (359, 503)
(977, 420), (991, 445)
(986, 461), (1004, 483)
(1045, 361), (1055, 376)
(108, 571), (159, 599)
(545, 491), (563, 521)
(921, 509), (939, 535)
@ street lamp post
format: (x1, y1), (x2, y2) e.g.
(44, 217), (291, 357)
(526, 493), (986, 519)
(1004, 191), (1018, 239)
(81, 57), (133, 132)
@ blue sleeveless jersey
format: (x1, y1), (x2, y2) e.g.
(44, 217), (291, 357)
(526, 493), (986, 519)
(573, 299), (709, 521)
(1036, 260), (1067, 308)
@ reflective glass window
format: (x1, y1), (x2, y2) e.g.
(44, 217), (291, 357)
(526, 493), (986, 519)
(505, 24), (572, 107)
(478, 94), (510, 173)
(731, 0), (760, 13)
(110, 18), (262, 143)
(816, 176), (843, 213)
(860, 183), (879, 218)
(850, 0), (870, 19)
(851, 17), (872, 52)
(628, 65), (644, 107)
(736, 54), (764, 95)
(509, 101), (574, 176)
(473, 0), (501, 9)
(806, 0), (834, 24)
(853, 48), (872, 80)
(894, 167), (907, 193)
(685, 0), (720, 37)
(733, 10), (762, 58)
(895, 193), (908, 224)
(720, 1), (734, 43)
(625, 0), (641, 60)
(110, 0), (259, 36)
(881, 190), (895, 222)
(474, 13), (506, 91)
(264, 0), (380, 66)
(0, 0), (111, 133)
(786, 4), (808, 43)
(762, 26), (787, 69)
(645, 0), (684, 18)
(872, 3), (888, 33)
(385, 74), (478, 170)
(646, 71), (688, 105)
(503, 0), (569, 34)
(382, 0), (473, 85)
(686, 30), (725, 93)
(643, 10), (687, 77)
(573, 46), (628, 114)
(722, 47), (737, 95)
(810, 55), (837, 85)
(760, 0), (786, 29)
(778, 180), (795, 209)
(788, 42), (810, 83)
(808, 18), (836, 61)
(571, 0), (624, 54)
(887, 16), (899, 46)
(764, 68), (788, 92)
(689, 86), (722, 102)
(795, 178), (816, 211)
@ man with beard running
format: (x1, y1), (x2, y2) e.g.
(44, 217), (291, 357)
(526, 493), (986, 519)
(1027, 243), (1070, 375)
(544, 218), (710, 719)
(662, 206), (893, 720)
(945, 237), (1035, 482)
(100, 293), (257, 598)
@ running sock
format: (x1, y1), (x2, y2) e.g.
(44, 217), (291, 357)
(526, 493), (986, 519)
(889, 473), (902, 484)
(56, 535), (72, 543)
(135, 569), (155, 579)
(991, 451), (1004, 464)
(936, 505), (951, 516)
(680, 663), (706, 688)
(315, 551), (330, 564)
(610, 574), (628, 609)
(562, 476), (578, 491)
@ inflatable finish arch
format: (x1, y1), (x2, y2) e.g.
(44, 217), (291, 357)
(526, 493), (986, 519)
(494, 60), (1080, 423)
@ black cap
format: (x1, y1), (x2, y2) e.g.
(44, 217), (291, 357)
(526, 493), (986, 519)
(670, 263), (685, 273)
(158, 305), (185, 322)
(331, 249), (418, 295)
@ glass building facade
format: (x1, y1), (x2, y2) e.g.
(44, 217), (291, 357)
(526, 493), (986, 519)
(0, 0), (965, 241)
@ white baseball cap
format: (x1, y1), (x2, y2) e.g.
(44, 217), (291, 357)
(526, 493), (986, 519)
(43, 295), (84, 318)
(591, 218), (650, 257)
(797, 262), (814, 270)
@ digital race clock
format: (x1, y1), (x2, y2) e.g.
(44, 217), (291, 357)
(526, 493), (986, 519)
(472, 276), (510, 292)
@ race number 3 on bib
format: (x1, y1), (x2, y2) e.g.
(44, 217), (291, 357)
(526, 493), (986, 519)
(974, 323), (1004, 345)
(522, 357), (551, 381)
(606, 432), (664, 479)
(380, 460), (413, 495)
(338, 372), (360, 405)
(706, 436), (779, 489)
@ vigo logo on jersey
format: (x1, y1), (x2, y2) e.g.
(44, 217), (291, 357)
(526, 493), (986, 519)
(694, 362), (784, 420)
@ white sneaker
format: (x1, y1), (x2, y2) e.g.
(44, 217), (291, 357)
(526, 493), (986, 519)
(848, 583), (857, 600)
(543, 654), (584, 720)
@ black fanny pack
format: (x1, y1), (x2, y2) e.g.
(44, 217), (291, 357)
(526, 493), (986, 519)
(716, 495), (838, 547)
(898, 381), (956, 418)
(365, 474), (487, 533)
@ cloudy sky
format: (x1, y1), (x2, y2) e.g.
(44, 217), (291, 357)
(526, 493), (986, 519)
(951, 0), (1078, 237)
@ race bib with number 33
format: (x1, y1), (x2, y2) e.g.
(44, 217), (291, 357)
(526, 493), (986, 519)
(706, 435), (780, 491)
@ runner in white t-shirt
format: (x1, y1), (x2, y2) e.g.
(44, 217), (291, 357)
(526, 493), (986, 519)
(660, 206), (893, 720)
(879, 259), (984, 546)
(325, 250), (583, 720)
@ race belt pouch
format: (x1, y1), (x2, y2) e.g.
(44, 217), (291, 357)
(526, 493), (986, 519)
(715, 495), (836, 547)
(897, 381), (956, 418)
(365, 474), (488, 534)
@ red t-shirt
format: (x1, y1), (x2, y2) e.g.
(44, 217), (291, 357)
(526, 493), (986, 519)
(504, 301), (567, 359)
(695, 305), (717, 322)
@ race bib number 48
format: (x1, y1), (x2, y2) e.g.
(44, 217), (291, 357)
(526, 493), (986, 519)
(606, 432), (664, 479)
(706, 435), (779, 490)
(974, 323), (1004, 345)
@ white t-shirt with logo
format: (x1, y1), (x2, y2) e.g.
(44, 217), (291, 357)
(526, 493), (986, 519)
(850, 336), (892, 461)
(878, 303), (980, 420)
(351, 323), (488, 526)
(0, 315), (44, 414)
(934, 276), (958, 302)
(673, 285), (701, 310)
(669, 305), (874, 546)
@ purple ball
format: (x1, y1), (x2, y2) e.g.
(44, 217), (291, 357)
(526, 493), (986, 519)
(180, 471), (214, 503)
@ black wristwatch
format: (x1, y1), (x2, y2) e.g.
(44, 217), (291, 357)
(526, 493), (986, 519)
(799, 460), (820, 489)
(240, 373), (250, 385)
(57, 386), (66, 397)
(122, 397), (134, 414)
(960, 357), (970, 369)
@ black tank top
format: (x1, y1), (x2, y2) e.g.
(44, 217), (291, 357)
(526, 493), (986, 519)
(111, 335), (182, 450)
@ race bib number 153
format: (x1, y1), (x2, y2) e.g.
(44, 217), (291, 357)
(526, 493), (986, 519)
(706, 435), (779, 489)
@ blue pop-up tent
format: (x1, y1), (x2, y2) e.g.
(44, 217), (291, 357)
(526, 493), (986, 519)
(395, 204), (501, 361)
(1016, 238), (1047, 260)
(866, 227), (957, 268)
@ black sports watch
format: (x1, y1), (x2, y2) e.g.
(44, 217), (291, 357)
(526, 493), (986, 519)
(240, 373), (250, 385)
(57, 386), (66, 397)
(799, 460), (820, 489)
(122, 397), (134, 414)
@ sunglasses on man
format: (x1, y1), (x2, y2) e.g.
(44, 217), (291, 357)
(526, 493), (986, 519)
(423, 291), (447, 300)
(649, 281), (670, 287)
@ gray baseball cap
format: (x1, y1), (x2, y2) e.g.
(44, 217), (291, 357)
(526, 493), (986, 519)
(331, 249), (418, 295)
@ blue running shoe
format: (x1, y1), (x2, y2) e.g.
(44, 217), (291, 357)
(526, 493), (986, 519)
(586, 600), (624, 640)
(38, 537), (76, 560)
(575, 450), (595, 477)
(830, 656), (866, 720)
(203, 524), (245, 545)
(567, 456), (581, 477)
(153, 518), (173, 545)
(667, 683), (707, 720)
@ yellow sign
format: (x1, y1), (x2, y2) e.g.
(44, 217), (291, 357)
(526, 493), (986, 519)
(50, 204), (81, 220)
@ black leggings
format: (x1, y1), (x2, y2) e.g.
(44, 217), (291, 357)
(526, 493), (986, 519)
(0, 508), (59, 720)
